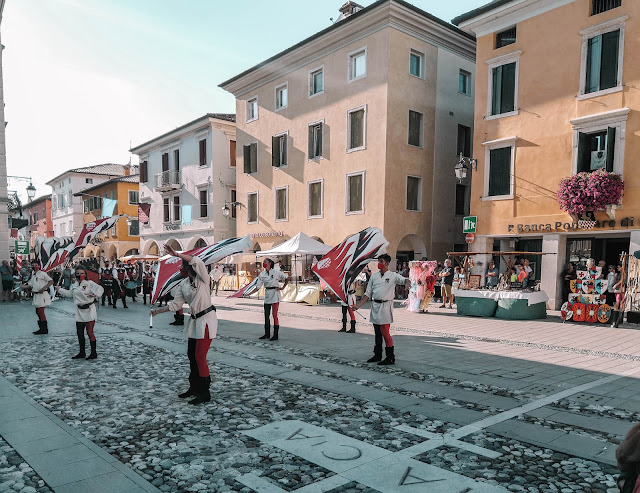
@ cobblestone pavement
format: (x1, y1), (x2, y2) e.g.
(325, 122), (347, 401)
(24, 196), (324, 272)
(1, 295), (638, 492)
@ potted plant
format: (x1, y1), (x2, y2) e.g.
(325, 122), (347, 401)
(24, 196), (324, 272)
(557, 171), (624, 222)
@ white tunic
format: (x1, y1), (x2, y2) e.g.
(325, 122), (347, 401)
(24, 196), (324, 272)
(255, 269), (287, 304)
(28, 271), (53, 308)
(58, 280), (104, 322)
(364, 271), (407, 324)
(168, 257), (218, 340)
(211, 265), (224, 282)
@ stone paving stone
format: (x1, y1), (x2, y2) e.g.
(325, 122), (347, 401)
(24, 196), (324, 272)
(504, 422), (566, 444)
(24, 443), (96, 471)
(38, 456), (116, 487)
(549, 434), (616, 462)
(11, 432), (80, 457)
(546, 410), (633, 437)
(52, 471), (140, 493)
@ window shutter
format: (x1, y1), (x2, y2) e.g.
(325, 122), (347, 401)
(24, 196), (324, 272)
(606, 127), (616, 172)
(162, 153), (169, 172)
(317, 125), (323, 157)
(272, 135), (280, 167)
(577, 132), (589, 173)
(282, 135), (287, 166)
(140, 161), (147, 182)
(600, 30), (620, 91)
(230, 141), (236, 166)
(488, 147), (511, 197)
(243, 145), (251, 174)
(250, 143), (258, 173)
(308, 126), (314, 158)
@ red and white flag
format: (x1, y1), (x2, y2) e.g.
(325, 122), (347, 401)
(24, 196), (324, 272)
(151, 235), (252, 304)
(312, 227), (388, 305)
(227, 277), (261, 299)
(36, 235), (75, 272)
(69, 215), (125, 258)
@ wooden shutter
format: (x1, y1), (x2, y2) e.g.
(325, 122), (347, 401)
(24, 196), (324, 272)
(577, 132), (589, 173)
(162, 153), (169, 172)
(281, 135), (287, 166)
(250, 143), (258, 173)
(199, 140), (206, 166)
(230, 141), (236, 167)
(243, 145), (251, 174)
(606, 127), (616, 172)
(308, 126), (314, 158)
(140, 161), (147, 182)
(488, 147), (511, 197)
(272, 136), (280, 167)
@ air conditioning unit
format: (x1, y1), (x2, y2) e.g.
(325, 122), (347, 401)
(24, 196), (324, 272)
(590, 150), (606, 170)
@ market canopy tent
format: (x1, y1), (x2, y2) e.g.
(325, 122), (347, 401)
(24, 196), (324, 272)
(256, 232), (332, 256)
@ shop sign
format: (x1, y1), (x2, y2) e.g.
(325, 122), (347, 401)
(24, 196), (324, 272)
(463, 216), (477, 233)
(251, 231), (284, 238)
(14, 240), (29, 255)
(508, 217), (635, 233)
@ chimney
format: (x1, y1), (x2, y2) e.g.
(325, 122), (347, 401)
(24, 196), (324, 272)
(337, 1), (363, 21)
(123, 164), (131, 176)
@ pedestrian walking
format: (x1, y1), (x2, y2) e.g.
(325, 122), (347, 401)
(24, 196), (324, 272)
(353, 254), (410, 365)
(211, 263), (224, 296)
(339, 281), (357, 333)
(150, 244), (217, 405)
(56, 267), (104, 360)
(23, 263), (53, 335)
(438, 259), (455, 308)
(255, 258), (288, 341)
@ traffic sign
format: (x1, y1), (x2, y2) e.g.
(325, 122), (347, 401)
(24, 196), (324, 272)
(14, 240), (29, 255)
(465, 233), (475, 244)
(463, 216), (477, 234)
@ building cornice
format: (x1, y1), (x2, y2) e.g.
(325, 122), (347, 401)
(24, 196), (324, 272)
(456, 0), (576, 38)
(570, 107), (630, 129)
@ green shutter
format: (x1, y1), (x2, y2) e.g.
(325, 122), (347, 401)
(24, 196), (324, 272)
(250, 143), (258, 173)
(272, 136), (280, 167)
(577, 132), (589, 173)
(308, 126), (314, 158)
(600, 30), (619, 91)
(488, 147), (511, 197)
(243, 145), (251, 174)
(606, 127), (616, 172)
(500, 63), (516, 114)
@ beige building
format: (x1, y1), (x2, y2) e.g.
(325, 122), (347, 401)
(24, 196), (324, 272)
(220, 0), (476, 263)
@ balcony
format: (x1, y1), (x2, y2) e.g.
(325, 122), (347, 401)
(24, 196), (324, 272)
(154, 170), (181, 191)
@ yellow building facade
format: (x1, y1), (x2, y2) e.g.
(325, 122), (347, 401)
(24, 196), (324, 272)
(454, 0), (640, 308)
(75, 174), (140, 260)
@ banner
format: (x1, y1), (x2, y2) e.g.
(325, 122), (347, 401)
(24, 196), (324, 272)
(182, 205), (192, 226)
(36, 235), (75, 272)
(151, 235), (252, 304)
(312, 227), (388, 305)
(101, 198), (117, 218)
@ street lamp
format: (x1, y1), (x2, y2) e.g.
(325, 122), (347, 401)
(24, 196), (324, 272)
(8, 175), (37, 201)
(222, 201), (242, 218)
(454, 153), (477, 182)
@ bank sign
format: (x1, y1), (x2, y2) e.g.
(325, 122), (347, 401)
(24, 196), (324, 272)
(463, 216), (477, 234)
(14, 240), (29, 255)
(508, 217), (636, 233)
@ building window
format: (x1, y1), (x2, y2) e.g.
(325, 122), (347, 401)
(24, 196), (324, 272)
(58, 194), (65, 209)
(348, 47), (367, 82)
(174, 149), (180, 171)
(496, 26), (517, 48)
(272, 133), (288, 168)
(409, 49), (425, 79)
(585, 30), (620, 94)
(128, 219), (139, 236)
(457, 124), (471, 157)
(455, 184), (468, 215)
(459, 70), (471, 96)
(275, 83), (288, 110)
(592, 0), (621, 15)
(487, 146), (513, 198)
(308, 121), (323, 159)
(163, 198), (170, 222)
(83, 199), (89, 213)
(68, 191), (73, 207)
(173, 195), (181, 222)
(111, 190), (115, 200)
(199, 139), (207, 166)
(408, 110), (424, 147)
(247, 192), (258, 224)
(308, 180), (323, 219)
(231, 189), (237, 219)
(162, 152), (169, 172)
(140, 161), (148, 182)
(85, 178), (93, 184)
(491, 62), (517, 116)
(406, 176), (422, 212)
(309, 66), (324, 97)
(347, 106), (366, 152)
(33, 212), (38, 222)
(246, 97), (258, 122)
(275, 186), (288, 222)
(230, 141), (236, 167)
(346, 171), (365, 214)
(243, 143), (258, 174)
(199, 189), (208, 218)
(128, 191), (139, 205)
(576, 128), (615, 173)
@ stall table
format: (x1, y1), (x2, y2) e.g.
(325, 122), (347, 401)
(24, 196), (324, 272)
(219, 275), (254, 292)
(243, 282), (322, 305)
(453, 289), (548, 320)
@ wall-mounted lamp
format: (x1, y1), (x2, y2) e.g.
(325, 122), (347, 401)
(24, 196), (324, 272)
(222, 201), (242, 218)
(454, 153), (477, 182)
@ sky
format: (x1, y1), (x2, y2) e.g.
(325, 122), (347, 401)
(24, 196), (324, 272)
(3, 0), (487, 201)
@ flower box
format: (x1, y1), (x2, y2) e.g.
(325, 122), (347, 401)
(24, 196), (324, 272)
(557, 170), (624, 218)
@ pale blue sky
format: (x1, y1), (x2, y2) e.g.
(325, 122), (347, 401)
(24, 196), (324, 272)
(3, 0), (486, 200)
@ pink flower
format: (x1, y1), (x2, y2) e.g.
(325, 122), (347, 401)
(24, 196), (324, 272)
(556, 171), (623, 216)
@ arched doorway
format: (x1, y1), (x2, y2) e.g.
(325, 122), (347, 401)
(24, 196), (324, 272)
(144, 241), (160, 256)
(165, 238), (182, 252)
(124, 248), (138, 257)
(396, 234), (427, 264)
(188, 237), (207, 249)
(107, 244), (117, 261)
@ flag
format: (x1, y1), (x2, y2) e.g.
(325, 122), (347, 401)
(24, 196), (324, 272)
(182, 205), (192, 225)
(101, 198), (117, 218)
(69, 215), (125, 259)
(228, 277), (260, 299)
(151, 235), (252, 304)
(138, 203), (150, 224)
(37, 235), (75, 272)
(10, 228), (18, 238)
(75, 259), (100, 283)
(312, 227), (388, 305)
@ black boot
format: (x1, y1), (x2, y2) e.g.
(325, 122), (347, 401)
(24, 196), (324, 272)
(367, 347), (382, 363)
(122, 298), (128, 309)
(270, 325), (279, 341)
(348, 320), (356, 333)
(72, 330), (86, 359)
(86, 340), (97, 360)
(610, 311), (619, 328)
(170, 314), (184, 326)
(178, 374), (195, 399)
(259, 321), (270, 339)
(615, 311), (623, 328)
(378, 346), (395, 366)
(33, 320), (48, 335)
(189, 376), (211, 405)
(339, 319), (347, 332)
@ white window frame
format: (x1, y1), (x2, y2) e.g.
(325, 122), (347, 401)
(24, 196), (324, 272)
(345, 171), (365, 215)
(459, 69), (472, 96)
(274, 130), (289, 168)
(346, 105), (367, 153)
(128, 190), (139, 206)
(308, 119), (324, 161)
(247, 191), (259, 225)
(274, 185), (289, 222)
(405, 175), (423, 212)
(570, 107), (629, 177)
(486, 50), (521, 120)
(347, 46), (367, 83)
(244, 141), (259, 175)
(578, 16), (626, 100)
(128, 219), (139, 237)
(274, 82), (288, 111)
(171, 193), (181, 223)
(409, 49), (425, 79)
(307, 179), (324, 219)
(481, 136), (517, 201)
(407, 109), (424, 148)
(163, 197), (171, 224)
(246, 96), (259, 123)
(197, 187), (208, 219)
(308, 65), (324, 98)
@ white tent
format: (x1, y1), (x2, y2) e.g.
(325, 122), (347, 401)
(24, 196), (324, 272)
(257, 232), (332, 256)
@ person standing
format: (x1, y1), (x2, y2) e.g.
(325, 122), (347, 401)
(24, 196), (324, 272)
(142, 264), (154, 305)
(353, 254), (410, 366)
(611, 264), (625, 328)
(339, 281), (357, 333)
(560, 262), (577, 303)
(62, 265), (73, 290)
(255, 258), (288, 341)
(100, 263), (114, 306)
(211, 263), (224, 296)
(606, 265), (617, 307)
(151, 244), (217, 405)
(485, 260), (499, 288)
(1, 260), (12, 302)
(23, 263), (53, 335)
(438, 259), (454, 309)
(113, 266), (129, 309)
(56, 267), (104, 360)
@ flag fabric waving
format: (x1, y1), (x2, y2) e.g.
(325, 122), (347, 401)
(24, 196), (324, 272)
(69, 215), (125, 259)
(36, 235), (75, 272)
(151, 235), (252, 304)
(312, 227), (388, 305)
(227, 277), (261, 299)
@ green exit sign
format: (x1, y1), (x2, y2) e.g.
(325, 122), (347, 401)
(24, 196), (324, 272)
(463, 216), (477, 234)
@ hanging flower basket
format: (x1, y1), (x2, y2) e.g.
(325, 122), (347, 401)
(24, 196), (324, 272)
(557, 170), (624, 218)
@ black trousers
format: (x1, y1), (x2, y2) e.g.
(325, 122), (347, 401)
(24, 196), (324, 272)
(187, 338), (198, 384)
(264, 304), (272, 331)
(373, 324), (383, 351)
